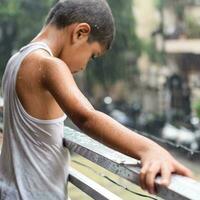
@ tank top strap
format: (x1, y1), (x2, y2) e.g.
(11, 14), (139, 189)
(19, 42), (53, 57)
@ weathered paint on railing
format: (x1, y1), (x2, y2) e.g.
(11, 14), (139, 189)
(63, 127), (200, 200)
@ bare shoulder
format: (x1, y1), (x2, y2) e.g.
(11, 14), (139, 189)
(42, 56), (66, 69)
(18, 50), (70, 84)
(39, 55), (74, 88)
(42, 56), (70, 75)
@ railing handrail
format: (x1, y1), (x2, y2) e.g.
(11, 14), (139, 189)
(64, 126), (200, 200)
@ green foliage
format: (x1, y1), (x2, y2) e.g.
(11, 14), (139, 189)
(86, 0), (141, 88)
(142, 40), (165, 64)
(194, 101), (200, 119)
(16, 1), (55, 47)
(0, 0), (55, 78)
(0, 0), (20, 17)
(154, 0), (164, 9)
(185, 17), (200, 38)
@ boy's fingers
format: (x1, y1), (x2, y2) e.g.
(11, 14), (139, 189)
(140, 162), (150, 191)
(174, 161), (193, 178)
(145, 162), (161, 194)
(160, 165), (171, 186)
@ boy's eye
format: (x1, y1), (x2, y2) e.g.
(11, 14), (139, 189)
(91, 54), (97, 60)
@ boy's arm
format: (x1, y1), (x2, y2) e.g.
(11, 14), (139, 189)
(42, 58), (192, 194)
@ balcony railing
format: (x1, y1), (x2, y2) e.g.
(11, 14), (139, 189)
(64, 127), (200, 200)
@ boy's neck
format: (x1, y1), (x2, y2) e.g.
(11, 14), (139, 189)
(31, 25), (68, 58)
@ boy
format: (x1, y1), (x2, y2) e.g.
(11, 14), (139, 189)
(0, 0), (192, 199)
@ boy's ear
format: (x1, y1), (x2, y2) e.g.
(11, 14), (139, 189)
(72, 23), (91, 44)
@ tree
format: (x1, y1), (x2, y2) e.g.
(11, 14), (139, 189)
(0, 0), (55, 79)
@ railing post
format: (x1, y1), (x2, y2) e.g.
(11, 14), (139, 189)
(69, 167), (122, 200)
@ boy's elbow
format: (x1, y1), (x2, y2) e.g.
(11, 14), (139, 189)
(71, 109), (96, 131)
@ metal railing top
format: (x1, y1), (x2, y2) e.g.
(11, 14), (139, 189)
(64, 126), (200, 200)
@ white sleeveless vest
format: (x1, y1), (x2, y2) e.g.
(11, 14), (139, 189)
(0, 42), (70, 200)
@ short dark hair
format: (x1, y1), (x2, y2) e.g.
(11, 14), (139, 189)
(45, 0), (115, 50)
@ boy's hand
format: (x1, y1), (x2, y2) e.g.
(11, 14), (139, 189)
(139, 146), (193, 195)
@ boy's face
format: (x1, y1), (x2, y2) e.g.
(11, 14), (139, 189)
(59, 23), (105, 74)
(61, 41), (104, 74)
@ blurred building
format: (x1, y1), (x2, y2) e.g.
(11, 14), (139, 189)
(134, 0), (200, 121)
(160, 0), (200, 119)
(133, 0), (168, 114)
